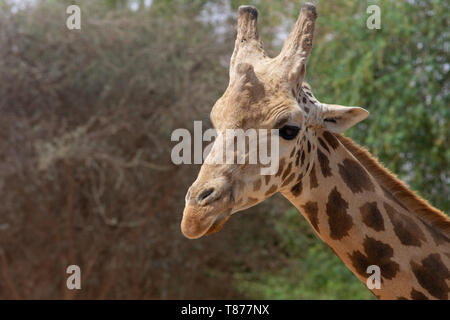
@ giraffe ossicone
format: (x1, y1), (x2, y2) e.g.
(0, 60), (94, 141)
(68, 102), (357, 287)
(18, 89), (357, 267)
(181, 3), (450, 300)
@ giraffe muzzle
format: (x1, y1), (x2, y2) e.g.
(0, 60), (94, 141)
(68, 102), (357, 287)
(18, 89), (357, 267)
(181, 182), (234, 239)
(181, 205), (232, 239)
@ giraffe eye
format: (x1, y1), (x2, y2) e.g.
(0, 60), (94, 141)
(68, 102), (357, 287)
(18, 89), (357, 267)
(279, 125), (300, 140)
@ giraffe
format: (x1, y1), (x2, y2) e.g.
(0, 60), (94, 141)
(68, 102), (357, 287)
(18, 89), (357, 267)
(180, 3), (450, 300)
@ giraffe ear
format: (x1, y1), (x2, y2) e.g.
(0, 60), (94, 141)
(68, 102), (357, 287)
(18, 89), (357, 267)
(321, 104), (369, 133)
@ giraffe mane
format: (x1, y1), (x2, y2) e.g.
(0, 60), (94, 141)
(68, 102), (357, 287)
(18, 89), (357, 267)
(334, 133), (450, 235)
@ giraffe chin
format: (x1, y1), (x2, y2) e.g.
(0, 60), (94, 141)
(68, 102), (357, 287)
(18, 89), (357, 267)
(181, 206), (232, 239)
(205, 209), (232, 236)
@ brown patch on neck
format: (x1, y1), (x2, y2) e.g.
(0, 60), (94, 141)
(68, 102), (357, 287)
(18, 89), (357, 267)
(410, 288), (428, 300)
(384, 202), (426, 247)
(338, 158), (375, 194)
(326, 187), (353, 240)
(318, 137), (330, 153)
(301, 201), (320, 232)
(411, 253), (450, 300)
(323, 131), (339, 149)
(309, 164), (318, 189)
(291, 180), (302, 197)
(360, 202), (385, 232)
(348, 236), (400, 280)
(317, 148), (332, 178)
(334, 133), (450, 236)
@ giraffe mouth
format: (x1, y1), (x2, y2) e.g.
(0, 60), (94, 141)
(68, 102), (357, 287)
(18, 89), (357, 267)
(181, 182), (234, 239)
(205, 208), (232, 235)
(181, 205), (233, 239)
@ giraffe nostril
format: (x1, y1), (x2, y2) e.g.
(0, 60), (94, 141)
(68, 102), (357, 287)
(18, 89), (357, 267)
(197, 188), (215, 204)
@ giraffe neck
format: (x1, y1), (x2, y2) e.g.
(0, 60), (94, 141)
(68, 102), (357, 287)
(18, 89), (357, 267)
(281, 131), (450, 300)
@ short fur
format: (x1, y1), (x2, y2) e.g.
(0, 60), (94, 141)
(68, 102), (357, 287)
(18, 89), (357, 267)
(335, 133), (450, 234)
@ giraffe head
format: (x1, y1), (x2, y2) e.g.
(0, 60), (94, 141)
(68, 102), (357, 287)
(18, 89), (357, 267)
(181, 3), (368, 239)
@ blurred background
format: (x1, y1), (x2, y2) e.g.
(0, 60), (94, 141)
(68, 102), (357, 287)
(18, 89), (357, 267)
(0, 0), (448, 299)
